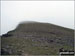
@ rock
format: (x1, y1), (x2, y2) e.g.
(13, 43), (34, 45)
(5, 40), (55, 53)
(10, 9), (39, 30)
(1, 33), (12, 37)
(1, 48), (9, 55)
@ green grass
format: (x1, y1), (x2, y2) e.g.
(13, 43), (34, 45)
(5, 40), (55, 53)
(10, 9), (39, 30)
(1, 22), (74, 55)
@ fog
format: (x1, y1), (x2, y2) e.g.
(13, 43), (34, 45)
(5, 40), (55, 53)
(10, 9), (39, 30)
(1, 1), (74, 35)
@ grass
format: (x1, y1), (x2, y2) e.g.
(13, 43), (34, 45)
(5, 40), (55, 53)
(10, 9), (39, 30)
(1, 22), (74, 55)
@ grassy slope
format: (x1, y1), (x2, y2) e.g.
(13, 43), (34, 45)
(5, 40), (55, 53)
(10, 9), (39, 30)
(1, 22), (74, 55)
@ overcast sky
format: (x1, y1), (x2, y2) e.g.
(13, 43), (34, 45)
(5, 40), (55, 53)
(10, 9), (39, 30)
(1, 1), (74, 35)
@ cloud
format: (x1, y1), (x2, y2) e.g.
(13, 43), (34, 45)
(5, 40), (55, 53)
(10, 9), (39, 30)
(1, 1), (74, 35)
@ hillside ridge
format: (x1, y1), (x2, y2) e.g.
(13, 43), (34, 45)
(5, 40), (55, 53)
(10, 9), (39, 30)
(1, 21), (74, 55)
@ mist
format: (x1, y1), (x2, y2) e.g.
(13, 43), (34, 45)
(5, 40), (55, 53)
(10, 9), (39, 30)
(1, 1), (74, 35)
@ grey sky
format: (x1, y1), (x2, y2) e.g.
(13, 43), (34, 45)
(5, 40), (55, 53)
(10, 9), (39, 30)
(1, 1), (74, 35)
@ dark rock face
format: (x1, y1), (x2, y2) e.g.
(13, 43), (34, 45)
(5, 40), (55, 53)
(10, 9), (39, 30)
(1, 48), (9, 55)
(1, 48), (22, 55)
(59, 48), (64, 52)
(47, 39), (54, 43)
(1, 34), (12, 37)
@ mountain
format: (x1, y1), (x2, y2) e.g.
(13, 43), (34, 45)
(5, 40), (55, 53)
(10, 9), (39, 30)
(1, 21), (74, 55)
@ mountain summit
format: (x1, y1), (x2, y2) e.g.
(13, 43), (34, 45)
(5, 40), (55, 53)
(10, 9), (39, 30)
(1, 21), (74, 55)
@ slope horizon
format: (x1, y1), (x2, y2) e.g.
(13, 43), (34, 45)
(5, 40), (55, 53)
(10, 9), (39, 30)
(0, 21), (74, 36)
